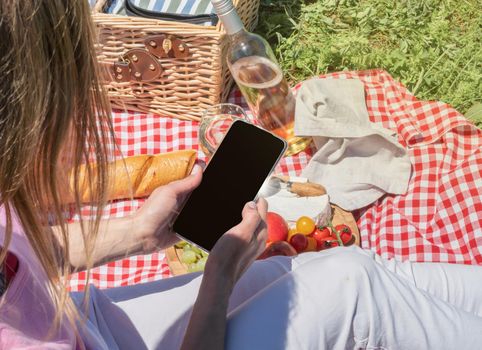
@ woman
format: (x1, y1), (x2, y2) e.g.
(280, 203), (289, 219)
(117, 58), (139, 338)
(1, 1), (481, 349)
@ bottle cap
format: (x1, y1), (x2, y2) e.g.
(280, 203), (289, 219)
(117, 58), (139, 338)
(211, 0), (244, 34)
(211, 0), (235, 16)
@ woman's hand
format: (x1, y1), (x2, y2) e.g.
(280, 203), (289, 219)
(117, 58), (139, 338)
(205, 199), (268, 288)
(52, 164), (202, 270)
(133, 164), (203, 254)
(181, 199), (268, 350)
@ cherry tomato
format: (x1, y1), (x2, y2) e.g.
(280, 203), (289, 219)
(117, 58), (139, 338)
(318, 238), (339, 250)
(287, 228), (298, 242)
(334, 224), (351, 234)
(296, 216), (316, 235)
(335, 224), (353, 245)
(312, 227), (332, 245)
(304, 236), (318, 252)
(290, 233), (308, 253)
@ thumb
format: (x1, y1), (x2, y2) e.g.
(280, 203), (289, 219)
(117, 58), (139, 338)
(231, 201), (262, 238)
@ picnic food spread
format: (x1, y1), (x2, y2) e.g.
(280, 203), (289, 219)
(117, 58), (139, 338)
(68, 70), (482, 291)
(257, 175), (360, 255)
(168, 207), (359, 275)
(65, 150), (196, 203)
(259, 213), (356, 259)
(66, 2), (480, 291)
(168, 174), (361, 274)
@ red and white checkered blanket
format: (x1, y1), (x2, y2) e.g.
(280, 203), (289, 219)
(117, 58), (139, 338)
(68, 70), (482, 292)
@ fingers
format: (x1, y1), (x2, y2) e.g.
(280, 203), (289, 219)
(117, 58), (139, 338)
(251, 198), (267, 244)
(210, 200), (268, 281)
(225, 202), (261, 239)
(165, 164), (202, 196)
(250, 198), (268, 256)
(239, 201), (262, 233)
(255, 201), (268, 248)
(190, 163), (202, 176)
(256, 197), (268, 219)
(227, 200), (265, 242)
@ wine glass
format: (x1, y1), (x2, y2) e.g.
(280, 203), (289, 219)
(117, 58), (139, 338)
(198, 103), (250, 158)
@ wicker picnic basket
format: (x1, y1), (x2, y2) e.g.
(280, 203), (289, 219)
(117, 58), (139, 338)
(92, 0), (260, 121)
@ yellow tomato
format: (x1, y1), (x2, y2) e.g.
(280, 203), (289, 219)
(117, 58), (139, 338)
(304, 237), (318, 252)
(296, 216), (316, 235)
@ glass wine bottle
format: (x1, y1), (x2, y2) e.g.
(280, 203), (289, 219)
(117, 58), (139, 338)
(211, 0), (311, 156)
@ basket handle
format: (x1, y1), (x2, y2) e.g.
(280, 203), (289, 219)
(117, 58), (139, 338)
(101, 49), (163, 83)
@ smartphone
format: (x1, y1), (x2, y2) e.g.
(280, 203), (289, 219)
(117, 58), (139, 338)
(173, 119), (287, 251)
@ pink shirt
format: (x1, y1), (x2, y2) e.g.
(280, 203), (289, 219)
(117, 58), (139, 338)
(0, 207), (77, 349)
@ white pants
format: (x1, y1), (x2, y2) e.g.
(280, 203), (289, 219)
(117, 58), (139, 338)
(72, 246), (482, 350)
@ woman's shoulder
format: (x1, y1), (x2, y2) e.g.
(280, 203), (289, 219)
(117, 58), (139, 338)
(0, 205), (25, 235)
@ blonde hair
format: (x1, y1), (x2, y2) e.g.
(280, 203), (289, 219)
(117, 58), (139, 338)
(0, 0), (114, 342)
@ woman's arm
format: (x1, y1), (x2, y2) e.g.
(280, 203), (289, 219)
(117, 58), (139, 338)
(181, 200), (268, 350)
(52, 165), (203, 270)
(180, 267), (235, 350)
(52, 215), (144, 270)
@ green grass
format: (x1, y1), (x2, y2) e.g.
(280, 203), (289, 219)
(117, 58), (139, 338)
(256, 0), (482, 126)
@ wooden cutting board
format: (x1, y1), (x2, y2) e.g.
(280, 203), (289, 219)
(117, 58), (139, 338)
(165, 246), (189, 276)
(331, 204), (360, 246)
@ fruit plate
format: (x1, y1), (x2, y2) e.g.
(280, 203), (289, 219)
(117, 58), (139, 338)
(166, 204), (360, 276)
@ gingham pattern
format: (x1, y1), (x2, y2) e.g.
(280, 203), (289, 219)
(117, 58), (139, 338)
(68, 70), (482, 291)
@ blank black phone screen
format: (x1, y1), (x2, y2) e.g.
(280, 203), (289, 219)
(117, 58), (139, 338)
(173, 120), (287, 251)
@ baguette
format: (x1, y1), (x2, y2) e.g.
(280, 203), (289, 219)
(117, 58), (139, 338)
(67, 150), (197, 203)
